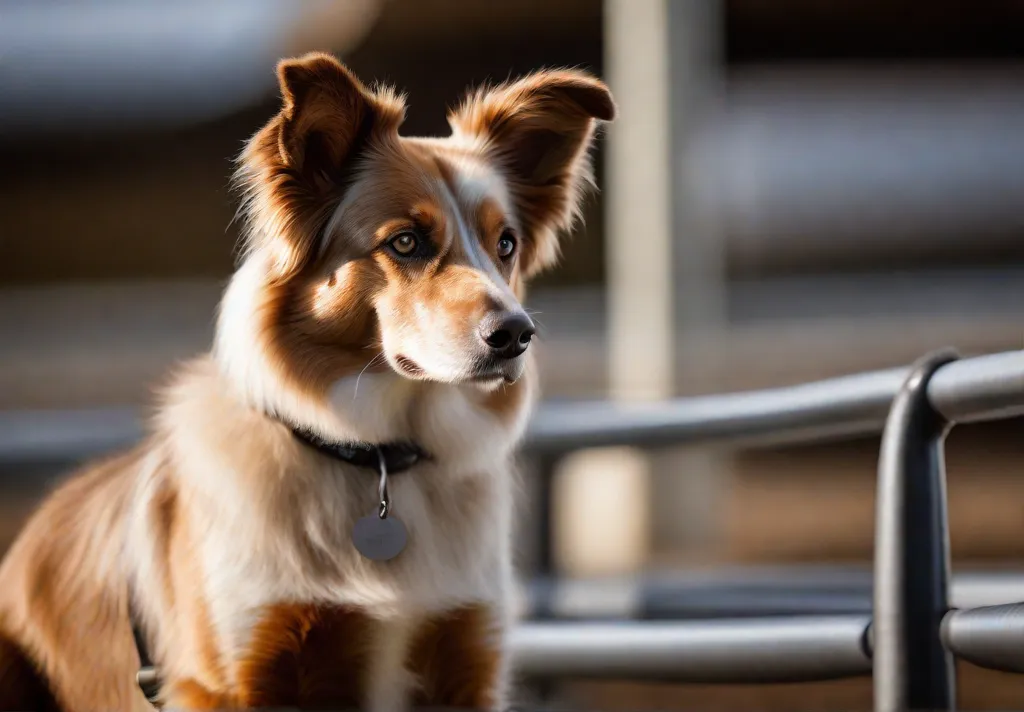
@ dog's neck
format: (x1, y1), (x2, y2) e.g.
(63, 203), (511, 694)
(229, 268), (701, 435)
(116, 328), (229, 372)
(212, 256), (393, 445)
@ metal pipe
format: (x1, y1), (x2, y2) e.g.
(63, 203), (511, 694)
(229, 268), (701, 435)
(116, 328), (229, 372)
(528, 366), (908, 452)
(509, 616), (872, 683)
(531, 350), (1024, 452)
(941, 603), (1024, 674)
(521, 570), (1024, 621)
(0, 407), (144, 467)
(873, 350), (957, 712)
(532, 453), (560, 579)
(928, 350), (1024, 424)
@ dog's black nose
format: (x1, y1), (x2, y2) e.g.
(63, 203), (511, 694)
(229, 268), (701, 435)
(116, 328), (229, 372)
(480, 312), (535, 359)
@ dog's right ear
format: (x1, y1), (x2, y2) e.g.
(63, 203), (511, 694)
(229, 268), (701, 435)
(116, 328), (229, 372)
(274, 52), (405, 189)
(235, 53), (405, 277)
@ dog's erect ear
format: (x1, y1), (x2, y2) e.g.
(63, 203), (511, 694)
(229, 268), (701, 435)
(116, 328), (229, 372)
(275, 52), (405, 186)
(235, 54), (405, 277)
(449, 70), (615, 276)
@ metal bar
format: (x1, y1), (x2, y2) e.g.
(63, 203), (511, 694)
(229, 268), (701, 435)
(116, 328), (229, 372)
(0, 407), (144, 467)
(530, 351), (1024, 453)
(928, 350), (1024, 424)
(873, 350), (958, 712)
(2, 351), (1023, 467)
(941, 603), (1024, 674)
(521, 570), (1024, 621)
(510, 615), (872, 683)
(529, 366), (906, 452)
(533, 453), (560, 579)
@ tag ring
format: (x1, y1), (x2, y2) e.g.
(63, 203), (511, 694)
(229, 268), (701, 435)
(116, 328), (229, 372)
(376, 446), (390, 519)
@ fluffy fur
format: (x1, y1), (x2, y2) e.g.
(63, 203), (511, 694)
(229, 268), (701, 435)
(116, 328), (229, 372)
(0, 53), (613, 711)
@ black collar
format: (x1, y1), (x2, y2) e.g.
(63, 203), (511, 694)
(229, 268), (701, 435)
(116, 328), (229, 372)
(290, 426), (428, 474)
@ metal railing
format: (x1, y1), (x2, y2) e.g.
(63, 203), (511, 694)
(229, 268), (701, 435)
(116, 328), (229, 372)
(517, 348), (1024, 712)
(2, 348), (1024, 711)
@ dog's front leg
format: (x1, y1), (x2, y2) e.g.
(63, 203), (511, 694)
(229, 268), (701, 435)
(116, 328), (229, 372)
(163, 603), (372, 710)
(407, 604), (505, 711)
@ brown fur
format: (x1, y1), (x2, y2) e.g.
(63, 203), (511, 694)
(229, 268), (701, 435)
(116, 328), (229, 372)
(408, 605), (503, 709)
(0, 52), (613, 711)
(449, 69), (615, 276)
(0, 635), (59, 711)
(0, 449), (144, 710)
(165, 604), (373, 710)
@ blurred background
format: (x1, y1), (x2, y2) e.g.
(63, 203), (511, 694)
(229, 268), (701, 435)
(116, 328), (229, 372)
(2, 1), (1024, 709)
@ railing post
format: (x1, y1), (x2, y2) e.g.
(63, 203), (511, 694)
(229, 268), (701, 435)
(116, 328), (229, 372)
(533, 452), (560, 579)
(874, 349), (959, 712)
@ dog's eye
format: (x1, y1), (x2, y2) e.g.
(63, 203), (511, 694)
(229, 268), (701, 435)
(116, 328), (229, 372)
(388, 231), (419, 256)
(497, 231), (517, 260)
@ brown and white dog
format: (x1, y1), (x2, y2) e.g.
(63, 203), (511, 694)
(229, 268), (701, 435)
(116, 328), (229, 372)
(0, 53), (613, 711)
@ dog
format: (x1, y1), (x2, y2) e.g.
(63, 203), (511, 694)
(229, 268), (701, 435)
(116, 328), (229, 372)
(0, 52), (614, 711)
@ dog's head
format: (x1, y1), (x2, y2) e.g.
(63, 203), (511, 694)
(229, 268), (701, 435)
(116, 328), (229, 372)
(223, 53), (614, 402)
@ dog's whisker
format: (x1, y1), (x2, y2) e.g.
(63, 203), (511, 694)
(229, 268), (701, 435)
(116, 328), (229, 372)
(352, 354), (384, 401)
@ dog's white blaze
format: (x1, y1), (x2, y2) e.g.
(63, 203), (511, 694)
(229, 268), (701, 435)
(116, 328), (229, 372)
(434, 169), (517, 308)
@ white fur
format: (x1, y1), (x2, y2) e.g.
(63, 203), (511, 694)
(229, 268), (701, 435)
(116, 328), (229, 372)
(180, 248), (533, 706)
(365, 616), (418, 712)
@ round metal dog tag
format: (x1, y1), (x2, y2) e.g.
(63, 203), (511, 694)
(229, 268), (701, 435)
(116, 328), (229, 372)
(353, 513), (407, 561)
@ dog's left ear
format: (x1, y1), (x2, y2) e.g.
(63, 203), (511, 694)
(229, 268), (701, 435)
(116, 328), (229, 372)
(449, 70), (616, 276)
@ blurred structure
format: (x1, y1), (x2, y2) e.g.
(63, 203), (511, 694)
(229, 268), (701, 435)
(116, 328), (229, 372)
(0, 1), (382, 135)
(2, 0), (1024, 709)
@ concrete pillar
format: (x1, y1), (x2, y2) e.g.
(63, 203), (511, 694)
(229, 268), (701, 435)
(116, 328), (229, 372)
(555, 0), (729, 574)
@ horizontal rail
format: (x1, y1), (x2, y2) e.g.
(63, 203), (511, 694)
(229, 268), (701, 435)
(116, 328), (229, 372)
(942, 603), (1024, 674)
(523, 570), (1024, 621)
(0, 408), (144, 467)
(528, 351), (1024, 452)
(514, 602), (1024, 682)
(928, 351), (1024, 424)
(529, 368), (906, 452)
(3, 351), (1022, 467)
(510, 616), (873, 683)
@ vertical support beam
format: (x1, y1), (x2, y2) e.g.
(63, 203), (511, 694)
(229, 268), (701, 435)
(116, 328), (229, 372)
(592, 0), (673, 579)
(605, 0), (673, 403)
(533, 452), (559, 577)
(605, 0), (727, 557)
(874, 349), (959, 712)
(668, 0), (725, 337)
(661, 0), (728, 553)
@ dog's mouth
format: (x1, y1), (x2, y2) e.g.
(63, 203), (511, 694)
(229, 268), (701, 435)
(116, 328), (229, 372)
(389, 354), (524, 387)
(394, 355), (425, 378)
(471, 371), (511, 385)
(469, 356), (525, 386)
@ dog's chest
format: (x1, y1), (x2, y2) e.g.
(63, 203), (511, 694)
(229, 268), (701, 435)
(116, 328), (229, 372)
(195, 454), (514, 691)
(199, 602), (503, 711)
